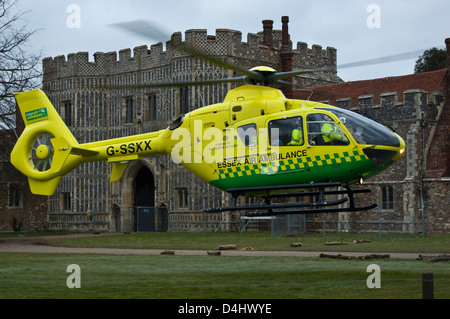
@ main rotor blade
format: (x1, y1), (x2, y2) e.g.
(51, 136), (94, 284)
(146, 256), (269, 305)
(179, 43), (263, 81)
(111, 20), (170, 43)
(268, 47), (432, 83)
(268, 66), (335, 82)
(110, 20), (263, 82)
(98, 76), (249, 90)
(337, 49), (428, 70)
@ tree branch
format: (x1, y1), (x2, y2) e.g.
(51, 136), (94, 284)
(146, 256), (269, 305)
(0, 0), (42, 130)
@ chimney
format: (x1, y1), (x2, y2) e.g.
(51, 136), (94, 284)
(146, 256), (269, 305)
(281, 16), (290, 48)
(262, 19), (274, 48)
(280, 16), (294, 98)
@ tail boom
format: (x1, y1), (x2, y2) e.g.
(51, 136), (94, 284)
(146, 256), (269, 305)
(10, 89), (167, 195)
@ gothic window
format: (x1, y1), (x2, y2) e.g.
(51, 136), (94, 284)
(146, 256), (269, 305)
(124, 97), (134, 124)
(62, 192), (71, 211)
(180, 87), (189, 115)
(381, 186), (394, 211)
(147, 94), (157, 121)
(175, 187), (188, 208)
(8, 184), (22, 208)
(61, 101), (72, 126)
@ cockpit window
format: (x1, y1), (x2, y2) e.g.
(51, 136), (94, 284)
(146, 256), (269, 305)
(307, 113), (349, 146)
(317, 108), (400, 147)
(268, 116), (304, 146)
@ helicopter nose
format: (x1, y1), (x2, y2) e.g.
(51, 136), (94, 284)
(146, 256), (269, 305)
(392, 134), (406, 161)
(363, 134), (405, 167)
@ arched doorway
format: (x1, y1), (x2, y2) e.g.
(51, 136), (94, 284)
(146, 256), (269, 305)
(133, 166), (155, 232)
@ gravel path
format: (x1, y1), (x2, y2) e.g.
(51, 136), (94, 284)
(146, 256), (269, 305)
(0, 233), (435, 259)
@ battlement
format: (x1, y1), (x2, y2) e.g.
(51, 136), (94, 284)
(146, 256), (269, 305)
(42, 24), (337, 81)
(294, 42), (337, 64)
(331, 89), (445, 110)
(339, 89), (444, 123)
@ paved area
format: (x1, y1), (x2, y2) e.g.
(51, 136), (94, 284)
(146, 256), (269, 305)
(0, 233), (434, 259)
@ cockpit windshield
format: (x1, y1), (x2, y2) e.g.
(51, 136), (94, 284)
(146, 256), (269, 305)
(318, 108), (400, 147)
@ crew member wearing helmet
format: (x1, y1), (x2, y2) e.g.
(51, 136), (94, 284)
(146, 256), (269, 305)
(321, 116), (349, 144)
(288, 118), (304, 146)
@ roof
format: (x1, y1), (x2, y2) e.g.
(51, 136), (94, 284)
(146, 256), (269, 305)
(294, 68), (448, 105)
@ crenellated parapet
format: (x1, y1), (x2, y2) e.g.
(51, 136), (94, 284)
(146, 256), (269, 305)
(331, 89), (445, 125)
(42, 26), (338, 82)
(294, 42), (337, 69)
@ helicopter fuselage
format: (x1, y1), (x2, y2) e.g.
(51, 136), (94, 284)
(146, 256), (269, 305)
(11, 85), (405, 197)
(164, 85), (405, 195)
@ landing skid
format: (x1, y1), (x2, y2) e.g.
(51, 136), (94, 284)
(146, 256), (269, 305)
(205, 182), (377, 216)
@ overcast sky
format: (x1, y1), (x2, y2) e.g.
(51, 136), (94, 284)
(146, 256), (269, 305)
(16, 0), (450, 82)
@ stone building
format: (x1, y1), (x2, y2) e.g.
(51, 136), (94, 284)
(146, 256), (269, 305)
(40, 17), (341, 233)
(295, 38), (450, 234)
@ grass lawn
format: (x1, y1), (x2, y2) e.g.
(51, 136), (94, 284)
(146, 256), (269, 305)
(47, 231), (450, 253)
(0, 232), (449, 299)
(0, 252), (449, 299)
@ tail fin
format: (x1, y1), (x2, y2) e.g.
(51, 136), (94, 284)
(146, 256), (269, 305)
(11, 89), (87, 195)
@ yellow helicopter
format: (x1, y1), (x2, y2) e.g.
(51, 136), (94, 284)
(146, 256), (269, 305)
(10, 21), (406, 216)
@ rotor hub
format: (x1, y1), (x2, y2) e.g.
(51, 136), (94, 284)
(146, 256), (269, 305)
(36, 144), (50, 160)
(249, 66), (277, 73)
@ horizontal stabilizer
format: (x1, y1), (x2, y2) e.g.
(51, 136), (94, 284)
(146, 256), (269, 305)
(70, 147), (99, 156)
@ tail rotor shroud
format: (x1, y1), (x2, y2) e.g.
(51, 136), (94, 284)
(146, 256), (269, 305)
(30, 133), (55, 172)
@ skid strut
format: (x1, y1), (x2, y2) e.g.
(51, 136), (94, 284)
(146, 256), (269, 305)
(205, 182), (377, 215)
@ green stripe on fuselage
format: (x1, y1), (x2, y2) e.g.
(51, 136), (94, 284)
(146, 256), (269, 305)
(211, 149), (376, 191)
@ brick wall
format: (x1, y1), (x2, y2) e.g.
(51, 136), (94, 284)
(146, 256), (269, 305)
(0, 130), (48, 232)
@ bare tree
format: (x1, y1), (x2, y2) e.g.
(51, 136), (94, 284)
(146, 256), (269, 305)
(0, 0), (42, 130)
